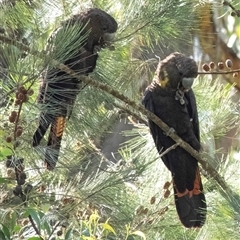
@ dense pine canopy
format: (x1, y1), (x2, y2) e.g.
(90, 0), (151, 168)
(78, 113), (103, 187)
(0, 0), (240, 239)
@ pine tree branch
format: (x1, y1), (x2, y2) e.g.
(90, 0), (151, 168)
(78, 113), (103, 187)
(67, 73), (240, 204)
(2, 32), (239, 207)
(112, 102), (148, 126)
(51, 64), (239, 203)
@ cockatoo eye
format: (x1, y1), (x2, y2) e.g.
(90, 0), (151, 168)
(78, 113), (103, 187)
(102, 27), (107, 32)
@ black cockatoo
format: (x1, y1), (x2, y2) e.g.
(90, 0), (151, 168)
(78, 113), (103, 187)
(32, 8), (118, 170)
(142, 52), (206, 228)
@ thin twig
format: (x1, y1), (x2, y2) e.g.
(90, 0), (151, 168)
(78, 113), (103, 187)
(159, 143), (180, 158)
(115, 21), (151, 43)
(47, 221), (61, 240)
(223, 0), (240, 17)
(28, 214), (44, 239)
(114, 6), (167, 43)
(50, 65), (238, 201)
(13, 103), (23, 141)
(20, 187), (42, 239)
(223, 1), (236, 10)
(198, 69), (240, 74)
(113, 102), (148, 126)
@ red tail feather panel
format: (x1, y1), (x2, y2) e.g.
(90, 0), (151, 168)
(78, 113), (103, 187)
(174, 168), (206, 228)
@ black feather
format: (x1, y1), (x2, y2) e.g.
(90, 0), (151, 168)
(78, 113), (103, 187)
(33, 8), (117, 169)
(142, 52), (206, 228)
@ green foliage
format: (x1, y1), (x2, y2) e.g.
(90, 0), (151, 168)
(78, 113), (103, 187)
(0, 0), (240, 240)
(46, 23), (90, 66)
(194, 79), (239, 140)
(0, 223), (11, 240)
(0, 208), (146, 239)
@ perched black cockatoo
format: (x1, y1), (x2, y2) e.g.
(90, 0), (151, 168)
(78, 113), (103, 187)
(142, 52), (206, 228)
(32, 8), (118, 170)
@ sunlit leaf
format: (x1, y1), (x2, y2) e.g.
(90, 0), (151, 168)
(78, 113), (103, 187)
(0, 147), (12, 159)
(13, 225), (21, 233)
(41, 204), (51, 213)
(100, 221), (116, 235)
(131, 230), (146, 240)
(236, 25), (240, 38)
(82, 236), (96, 240)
